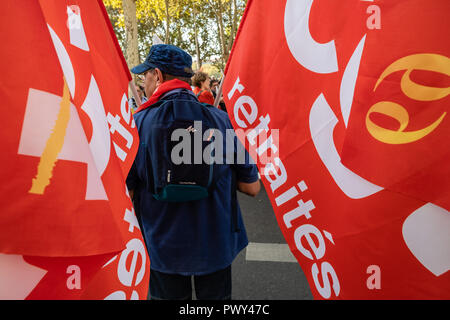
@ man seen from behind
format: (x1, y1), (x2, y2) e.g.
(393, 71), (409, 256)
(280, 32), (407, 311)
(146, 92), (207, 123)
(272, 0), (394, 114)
(126, 44), (260, 300)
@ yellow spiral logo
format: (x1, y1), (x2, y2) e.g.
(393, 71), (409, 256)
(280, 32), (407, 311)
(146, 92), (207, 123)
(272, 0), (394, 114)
(366, 54), (449, 144)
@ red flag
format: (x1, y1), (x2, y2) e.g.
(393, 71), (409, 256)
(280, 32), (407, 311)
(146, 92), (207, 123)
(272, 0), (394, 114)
(0, 0), (149, 299)
(224, 0), (449, 299)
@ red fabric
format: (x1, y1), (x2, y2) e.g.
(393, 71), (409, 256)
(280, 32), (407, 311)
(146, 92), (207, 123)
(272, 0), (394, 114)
(0, 0), (149, 299)
(193, 87), (215, 105)
(136, 79), (192, 113)
(223, 0), (449, 299)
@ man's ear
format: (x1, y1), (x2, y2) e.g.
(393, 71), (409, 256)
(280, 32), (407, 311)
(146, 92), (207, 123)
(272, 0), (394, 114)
(155, 68), (164, 85)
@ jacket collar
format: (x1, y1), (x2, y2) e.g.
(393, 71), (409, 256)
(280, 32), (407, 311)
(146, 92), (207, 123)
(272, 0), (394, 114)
(135, 79), (192, 113)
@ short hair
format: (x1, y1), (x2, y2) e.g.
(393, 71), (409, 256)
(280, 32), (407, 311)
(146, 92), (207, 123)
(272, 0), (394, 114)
(147, 68), (192, 86)
(191, 71), (209, 88)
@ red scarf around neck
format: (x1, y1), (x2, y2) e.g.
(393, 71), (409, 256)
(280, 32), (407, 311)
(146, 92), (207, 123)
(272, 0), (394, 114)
(135, 79), (192, 114)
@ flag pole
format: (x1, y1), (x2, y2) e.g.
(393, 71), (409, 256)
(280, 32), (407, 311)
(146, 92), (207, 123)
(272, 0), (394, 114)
(214, 73), (225, 108)
(129, 80), (142, 106)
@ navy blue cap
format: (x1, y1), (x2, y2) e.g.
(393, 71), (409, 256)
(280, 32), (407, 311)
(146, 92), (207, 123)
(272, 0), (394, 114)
(131, 44), (194, 77)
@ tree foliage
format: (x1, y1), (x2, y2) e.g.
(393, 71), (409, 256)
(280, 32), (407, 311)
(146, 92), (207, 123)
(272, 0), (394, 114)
(103, 0), (247, 73)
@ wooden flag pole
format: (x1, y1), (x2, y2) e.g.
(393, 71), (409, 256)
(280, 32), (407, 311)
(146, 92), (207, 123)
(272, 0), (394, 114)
(214, 73), (225, 108)
(129, 80), (142, 106)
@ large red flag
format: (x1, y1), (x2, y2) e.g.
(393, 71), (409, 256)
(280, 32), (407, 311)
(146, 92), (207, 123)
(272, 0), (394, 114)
(224, 0), (449, 299)
(0, 0), (149, 299)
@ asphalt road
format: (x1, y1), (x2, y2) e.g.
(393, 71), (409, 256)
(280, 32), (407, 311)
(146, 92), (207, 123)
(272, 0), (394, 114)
(232, 183), (313, 300)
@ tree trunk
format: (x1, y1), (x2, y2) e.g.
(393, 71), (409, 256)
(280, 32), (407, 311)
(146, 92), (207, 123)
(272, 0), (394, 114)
(122, 0), (139, 81)
(193, 5), (202, 69)
(215, 0), (228, 67)
(164, 0), (171, 44)
(228, 0), (238, 53)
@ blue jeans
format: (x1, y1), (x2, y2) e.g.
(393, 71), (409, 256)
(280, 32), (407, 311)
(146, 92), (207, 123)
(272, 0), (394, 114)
(149, 266), (232, 300)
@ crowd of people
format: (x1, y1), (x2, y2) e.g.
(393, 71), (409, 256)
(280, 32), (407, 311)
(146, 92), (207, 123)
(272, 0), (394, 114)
(126, 44), (260, 300)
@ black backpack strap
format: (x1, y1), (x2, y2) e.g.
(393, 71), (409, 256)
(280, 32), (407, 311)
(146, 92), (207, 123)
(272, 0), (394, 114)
(136, 107), (158, 195)
(196, 90), (204, 98)
(136, 97), (179, 195)
(147, 99), (167, 110)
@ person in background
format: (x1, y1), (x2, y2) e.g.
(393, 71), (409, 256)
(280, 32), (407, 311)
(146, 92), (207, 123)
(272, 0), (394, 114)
(210, 78), (227, 112)
(128, 83), (148, 112)
(192, 71), (215, 105)
(210, 79), (219, 98)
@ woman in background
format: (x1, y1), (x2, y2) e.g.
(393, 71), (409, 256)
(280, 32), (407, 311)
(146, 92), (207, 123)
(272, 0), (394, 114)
(192, 71), (215, 105)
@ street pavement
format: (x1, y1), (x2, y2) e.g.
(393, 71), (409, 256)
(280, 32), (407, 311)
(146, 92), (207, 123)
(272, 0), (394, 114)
(232, 183), (313, 300)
